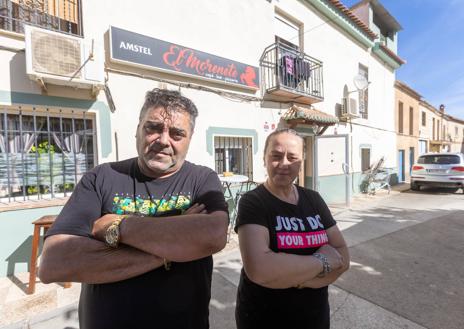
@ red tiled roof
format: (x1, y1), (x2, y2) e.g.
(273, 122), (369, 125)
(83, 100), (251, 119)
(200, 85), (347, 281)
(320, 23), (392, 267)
(282, 104), (339, 124)
(326, 0), (377, 40)
(379, 44), (406, 65)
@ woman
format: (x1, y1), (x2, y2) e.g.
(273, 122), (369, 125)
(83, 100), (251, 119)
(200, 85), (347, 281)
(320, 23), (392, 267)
(234, 129), (350, 329)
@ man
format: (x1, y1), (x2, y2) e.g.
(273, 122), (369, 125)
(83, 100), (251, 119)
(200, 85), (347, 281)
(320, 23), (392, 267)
(39, 89), (229, 329)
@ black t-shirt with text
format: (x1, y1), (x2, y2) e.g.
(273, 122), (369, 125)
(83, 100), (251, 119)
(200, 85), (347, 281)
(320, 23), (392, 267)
(46, 158), (228, 329)
(234, 184), (337, 329)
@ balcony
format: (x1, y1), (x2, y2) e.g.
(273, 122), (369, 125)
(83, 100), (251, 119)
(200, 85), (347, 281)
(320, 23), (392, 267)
(0, 0), (81, 36)
(260, 42), (324, 105)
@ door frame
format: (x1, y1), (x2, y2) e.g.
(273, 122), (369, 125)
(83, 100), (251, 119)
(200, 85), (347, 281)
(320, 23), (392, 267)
(398, 149), (405, 182)
(315, 134), (351, 207)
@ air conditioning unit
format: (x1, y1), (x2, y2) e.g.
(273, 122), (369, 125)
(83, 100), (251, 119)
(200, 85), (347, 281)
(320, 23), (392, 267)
(341, 97), (359, 118)
(25, 25), (104, 90)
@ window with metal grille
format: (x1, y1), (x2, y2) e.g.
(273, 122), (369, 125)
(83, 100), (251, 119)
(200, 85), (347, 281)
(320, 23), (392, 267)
(409, 106), (414, 135)
(437, 120), (440, 140)
(0, 0), (82, 36)
(0, 107), (96, 203)
(432, 118), (435, 140)
(398, 101), (403, 133)
(214, 136), (253, 180)
(358, 64), (368, 119)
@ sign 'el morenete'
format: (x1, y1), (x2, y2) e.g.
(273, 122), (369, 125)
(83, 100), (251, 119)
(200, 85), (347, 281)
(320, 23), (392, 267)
(109, 26), (259, 89)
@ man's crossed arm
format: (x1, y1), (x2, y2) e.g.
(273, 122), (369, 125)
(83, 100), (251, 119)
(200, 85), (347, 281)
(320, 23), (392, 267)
(39, 204), (228, 284)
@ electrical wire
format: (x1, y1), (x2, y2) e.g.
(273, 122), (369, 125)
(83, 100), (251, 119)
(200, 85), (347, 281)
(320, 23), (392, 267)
(350, 121), (397, 134)
(105, 67), (262, 104)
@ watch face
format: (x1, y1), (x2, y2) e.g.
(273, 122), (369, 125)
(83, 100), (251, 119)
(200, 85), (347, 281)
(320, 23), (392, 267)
(105, 224), (119, 247)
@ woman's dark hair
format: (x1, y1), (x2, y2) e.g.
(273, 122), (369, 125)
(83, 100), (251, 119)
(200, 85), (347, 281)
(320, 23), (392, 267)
(263, 128), (304, 156)
(139, 88), (198, 130)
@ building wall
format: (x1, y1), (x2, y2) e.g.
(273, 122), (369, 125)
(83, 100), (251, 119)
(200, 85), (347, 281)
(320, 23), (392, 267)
(418, 101), (464, 154)
(0, 0), (273, 276)
(82, 0), (273, 181)
(0, 206), (63, 277)
(395, 85), (420, 182)
(277, 0), (397, 167)
(420, 102), (447, 152)
(419, 103), (434, 141)
(86, 0), (398, 189)
(0, 30), (112, 277)
(351, 3), (398, 54)
(447, 120), (464, 153)
(350, 4), (369, 26)
(0, 0), (400, 194)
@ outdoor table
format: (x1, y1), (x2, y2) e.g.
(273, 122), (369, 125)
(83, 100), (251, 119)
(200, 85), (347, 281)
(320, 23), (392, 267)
(218, 174), (249, 198)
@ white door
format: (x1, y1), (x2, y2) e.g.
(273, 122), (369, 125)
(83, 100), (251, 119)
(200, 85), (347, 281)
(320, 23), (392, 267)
(315, 135), (350, 206)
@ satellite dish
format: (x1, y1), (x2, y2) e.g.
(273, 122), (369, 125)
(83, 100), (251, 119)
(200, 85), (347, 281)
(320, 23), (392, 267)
(353, 74), (369, 91)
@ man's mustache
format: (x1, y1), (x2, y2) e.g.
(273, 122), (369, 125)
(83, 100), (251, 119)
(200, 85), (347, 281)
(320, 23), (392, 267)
(148, 143), (172, 154)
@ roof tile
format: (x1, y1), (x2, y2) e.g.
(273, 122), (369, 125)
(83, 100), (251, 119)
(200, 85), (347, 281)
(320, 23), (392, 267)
(283, 104), (339, 124)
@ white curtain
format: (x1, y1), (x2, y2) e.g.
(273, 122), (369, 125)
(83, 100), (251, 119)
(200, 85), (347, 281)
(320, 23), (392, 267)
(0, 133), (36, 153)
(52, 132), (83, 155)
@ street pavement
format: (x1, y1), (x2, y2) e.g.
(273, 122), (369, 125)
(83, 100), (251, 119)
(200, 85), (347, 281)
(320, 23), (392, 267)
(3, 187), (464, 329)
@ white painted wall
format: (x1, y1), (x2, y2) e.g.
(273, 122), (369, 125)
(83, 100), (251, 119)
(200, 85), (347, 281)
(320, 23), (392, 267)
(80, 0), (275, 181)
(0, 33), (106, 165)
(0, 35), (40, 94)
(272, 0), (397, 172)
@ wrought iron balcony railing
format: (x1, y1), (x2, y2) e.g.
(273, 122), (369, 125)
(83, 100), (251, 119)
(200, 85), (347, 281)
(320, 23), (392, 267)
(0, 0), (81, 36)
(259, 42), (324, 104)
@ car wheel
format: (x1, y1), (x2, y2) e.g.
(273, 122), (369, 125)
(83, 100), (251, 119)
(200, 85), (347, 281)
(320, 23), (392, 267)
(411, 182), (420, 191)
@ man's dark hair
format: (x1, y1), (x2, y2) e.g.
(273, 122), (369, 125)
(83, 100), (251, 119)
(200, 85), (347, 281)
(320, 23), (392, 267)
(139, 88), (199, 130)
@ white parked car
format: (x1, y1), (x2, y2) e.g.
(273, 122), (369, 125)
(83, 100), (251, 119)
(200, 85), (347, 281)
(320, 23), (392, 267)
(410, 152), (464, 192)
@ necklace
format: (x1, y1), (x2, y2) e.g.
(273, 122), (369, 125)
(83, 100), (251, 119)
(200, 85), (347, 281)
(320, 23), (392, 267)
(265, 181), (299, 205)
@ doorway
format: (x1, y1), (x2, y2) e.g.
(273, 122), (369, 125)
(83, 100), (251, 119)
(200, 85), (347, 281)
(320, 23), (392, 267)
(398, 149), (405, 182)
(315, 135), (350, 206)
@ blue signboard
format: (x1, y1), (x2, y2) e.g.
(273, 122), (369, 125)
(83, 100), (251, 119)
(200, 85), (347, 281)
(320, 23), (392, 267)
(109, 26), (259, 89)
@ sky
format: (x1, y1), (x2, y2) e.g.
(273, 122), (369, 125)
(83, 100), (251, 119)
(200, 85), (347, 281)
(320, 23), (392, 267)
(343, 0), (464, 120)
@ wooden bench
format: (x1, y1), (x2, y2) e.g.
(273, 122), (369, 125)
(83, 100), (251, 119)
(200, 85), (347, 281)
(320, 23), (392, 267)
(28, 215), (71, 294)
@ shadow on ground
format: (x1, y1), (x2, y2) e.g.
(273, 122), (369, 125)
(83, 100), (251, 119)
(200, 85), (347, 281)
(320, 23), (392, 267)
(335, 208), (464, 329)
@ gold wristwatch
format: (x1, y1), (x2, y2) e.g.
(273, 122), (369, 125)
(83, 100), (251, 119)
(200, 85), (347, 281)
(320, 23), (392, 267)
(105, 215), (126, 248)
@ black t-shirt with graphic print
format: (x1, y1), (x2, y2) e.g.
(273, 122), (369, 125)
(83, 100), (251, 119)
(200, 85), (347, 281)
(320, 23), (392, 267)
(234, 184), (337, 329)
(46, 158), (228, 329)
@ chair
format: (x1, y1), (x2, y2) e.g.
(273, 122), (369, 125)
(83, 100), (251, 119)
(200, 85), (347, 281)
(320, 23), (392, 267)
(228, 181), (261, 241)
(28, 215), (71, 294)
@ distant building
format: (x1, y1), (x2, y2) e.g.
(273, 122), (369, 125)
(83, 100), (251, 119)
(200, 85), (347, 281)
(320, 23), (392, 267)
(394, 80), (421, 183)
(395, 80), (464, 184)
(419, 101), (464, 154)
